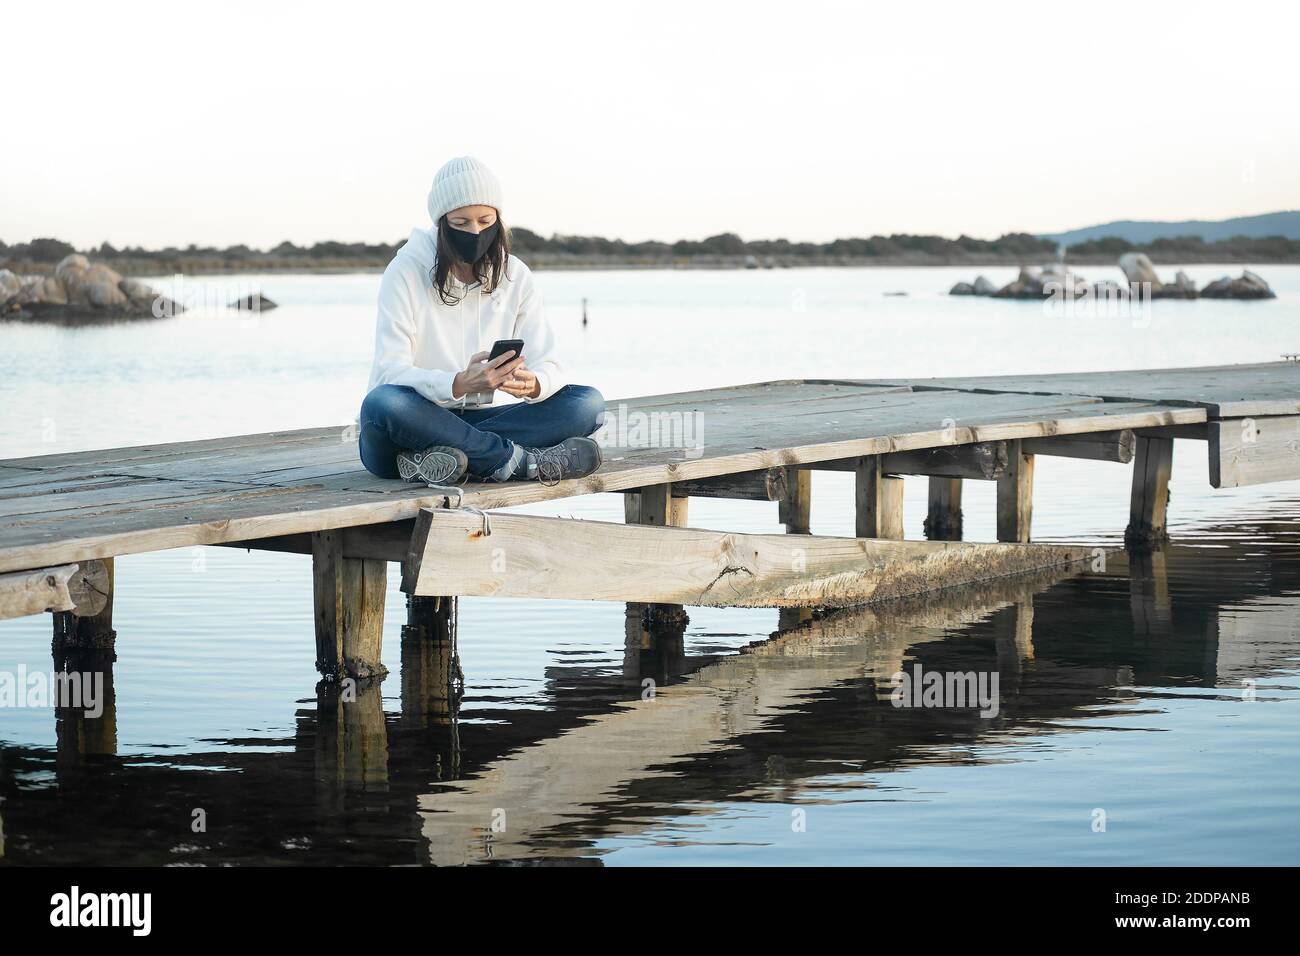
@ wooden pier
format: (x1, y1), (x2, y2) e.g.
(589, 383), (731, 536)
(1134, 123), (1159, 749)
(2, 361), (1299, 681)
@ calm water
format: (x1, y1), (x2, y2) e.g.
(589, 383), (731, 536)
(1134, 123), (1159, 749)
(1, 264), (1299, 865)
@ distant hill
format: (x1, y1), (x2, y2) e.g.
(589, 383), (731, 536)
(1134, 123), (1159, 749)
(1044, 211), (1300, 248)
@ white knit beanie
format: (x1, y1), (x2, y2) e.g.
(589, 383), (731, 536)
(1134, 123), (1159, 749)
(427, 156), (504, 225)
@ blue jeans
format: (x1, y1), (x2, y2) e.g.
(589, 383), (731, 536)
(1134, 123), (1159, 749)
(358, 383), (606, 480)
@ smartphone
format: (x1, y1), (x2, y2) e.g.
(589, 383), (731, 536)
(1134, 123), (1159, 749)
(467, 339), (526, 406)
(489, 338), (525, 362)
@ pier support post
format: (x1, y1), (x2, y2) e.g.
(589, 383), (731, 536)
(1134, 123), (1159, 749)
(994, 597), (1035, 695)
(1125, 436), (1174, 551)
(996, 440), (1035, 543)
(779, 465), (812, 534)
(633, 484), (689, 528)
(51, 557), (116, 652)
(625, 484), (690, 676)
(401, 596), (461, 723)
(53, 645), (118, 770)
(1128, 547), (1172, 635)
(624, 601), (688, 687)
(399, 595), (461, 781)
(312, 531), (388, 681)
(314, 676), (390, 798)
(855, 456), (904, 539)
(924, 477), (963, 540)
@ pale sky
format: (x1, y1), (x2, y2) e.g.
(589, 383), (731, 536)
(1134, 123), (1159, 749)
(3, 0), (1297, 249)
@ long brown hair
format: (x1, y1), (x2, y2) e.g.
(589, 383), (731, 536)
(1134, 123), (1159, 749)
(432, 214), (512, 306)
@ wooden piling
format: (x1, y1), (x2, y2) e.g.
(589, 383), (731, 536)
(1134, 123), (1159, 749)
(1126, 436), (1174, 550)
(401, 594), (461, 729)
(1128, 547), (1171, 634)
(311, 531), (388, 680)
(996, 440), (1035, 543)
(314, 677), (390, 796)
(925, 477), (964, 540)
(993, 597), (1035, 693)
(53, 646), (118, 768)
(854, 456), (904, 539)
(625, 483), (692, 643)
(52, 557), (117, 652)
(779, 466), (812, 534)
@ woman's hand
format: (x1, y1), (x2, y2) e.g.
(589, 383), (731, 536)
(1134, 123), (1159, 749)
(452, 350), (525, 399)
(498, 365), (541, 399)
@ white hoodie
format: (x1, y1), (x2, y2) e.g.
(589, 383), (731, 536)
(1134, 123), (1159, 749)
(366, 226), (566, 408)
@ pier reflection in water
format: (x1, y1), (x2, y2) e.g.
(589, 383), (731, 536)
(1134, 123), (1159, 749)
(2, 515), (1299, 866)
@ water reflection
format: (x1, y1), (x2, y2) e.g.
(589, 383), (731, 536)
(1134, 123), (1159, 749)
(1, 521), (1299, 866)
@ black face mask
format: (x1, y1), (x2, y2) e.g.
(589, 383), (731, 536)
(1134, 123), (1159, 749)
(445, 220), (500, 264)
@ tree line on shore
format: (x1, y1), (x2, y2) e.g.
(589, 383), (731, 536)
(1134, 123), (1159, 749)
(3, 230), (1298, 271)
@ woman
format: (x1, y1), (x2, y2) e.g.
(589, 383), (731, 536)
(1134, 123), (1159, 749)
(359, 156), (605, 487)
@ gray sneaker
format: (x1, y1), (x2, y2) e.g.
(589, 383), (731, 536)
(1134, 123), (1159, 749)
(396, 445), (468, 485)
(526, 436), (603, 486)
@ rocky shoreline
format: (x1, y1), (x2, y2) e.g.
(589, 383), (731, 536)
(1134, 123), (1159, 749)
(1, 255), (181, 322)
(950, 253), (1276, 301)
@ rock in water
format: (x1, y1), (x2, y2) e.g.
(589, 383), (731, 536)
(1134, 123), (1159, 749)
(949, 281), (975, 295)
(229, 293), (278, 312)
(0, 269), (22, 302)
(1118, 252), (1164, 292)
(2, 253), (180, 321)
(1201, 270), (1277, 299)
(972, 275), (996, 296)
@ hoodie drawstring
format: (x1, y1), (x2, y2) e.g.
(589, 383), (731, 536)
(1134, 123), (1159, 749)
(456, 278), (483, 409)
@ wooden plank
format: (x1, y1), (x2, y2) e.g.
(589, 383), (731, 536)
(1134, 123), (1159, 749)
(0, 564), (77, 620)
(0, 477), (254, 520)
(1023, 430), (1135, 463)
(0, 467), (149, 496)
(610, 379), (913, 411)
(400, 510), (1094, 608)
(863, 361), (1300, 418)
(312, 531), (388, 680)
(804, 443), (1007, 478)
(1126, 436), (1174, 548)
(2, 425), (350, 470)
(885, 442), (1006, 479)
(1210, 416), (1300, 488)
(1134, 424), (1208, 441)
(854, 456), (904, 539)
(219, 521), (418, 561)
(996, 440), (1034, 543)
(666, 468), (787, 501)
(925, 477), (963, 540)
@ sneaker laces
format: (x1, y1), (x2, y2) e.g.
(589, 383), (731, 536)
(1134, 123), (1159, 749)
(525, 444), (568, 486)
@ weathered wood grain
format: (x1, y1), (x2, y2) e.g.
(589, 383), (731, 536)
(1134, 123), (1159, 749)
(0, 380), (1215, 574)
(665, 468), (788, 501)
(401, 510), (1093, 608)
(312, 531), (388, 680)
(1023, 430), (1136, 463)
(864, 361), (1300, 418)
(1209, 416), (1300, 488)
(854, 456), (904, 539)
(996, 440), (1034, 543)
(0, 564), (77, 620)
(925, 477), (963, 541)
(1126, 436), (1174, 548)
